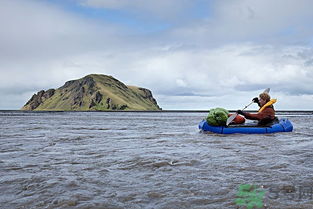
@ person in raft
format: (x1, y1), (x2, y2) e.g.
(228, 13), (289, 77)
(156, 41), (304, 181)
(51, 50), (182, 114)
(237, 92), (277, 125)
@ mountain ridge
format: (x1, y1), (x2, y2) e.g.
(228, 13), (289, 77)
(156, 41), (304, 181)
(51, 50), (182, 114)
(22, 74), (161, 111)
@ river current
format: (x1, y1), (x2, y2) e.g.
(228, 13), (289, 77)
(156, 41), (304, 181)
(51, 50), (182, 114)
(1, 111), (313, 209)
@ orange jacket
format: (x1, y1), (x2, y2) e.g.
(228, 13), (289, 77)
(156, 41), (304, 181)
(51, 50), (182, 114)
(243, 106), (275, 121)
(242, 99), (276, 125)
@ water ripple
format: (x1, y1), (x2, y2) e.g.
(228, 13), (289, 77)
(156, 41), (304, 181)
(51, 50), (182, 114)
(0, 111), (312, 208)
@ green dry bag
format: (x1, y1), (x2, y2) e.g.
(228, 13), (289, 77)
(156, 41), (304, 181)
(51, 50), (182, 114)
(206, 107), (229, 126)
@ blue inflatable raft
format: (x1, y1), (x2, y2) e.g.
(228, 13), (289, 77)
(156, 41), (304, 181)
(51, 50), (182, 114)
(199, 118), (293, 134)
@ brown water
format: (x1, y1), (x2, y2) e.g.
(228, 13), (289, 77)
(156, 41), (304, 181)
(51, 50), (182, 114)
(1, 111), (313, 209)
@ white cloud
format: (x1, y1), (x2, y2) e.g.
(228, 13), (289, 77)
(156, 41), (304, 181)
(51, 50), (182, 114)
(0, 0), (313, 110)
(34, 44), (311, 110)
(0, 0), (121, 88)
(0, 0), (122, 61)
(169, 0), (313, 45)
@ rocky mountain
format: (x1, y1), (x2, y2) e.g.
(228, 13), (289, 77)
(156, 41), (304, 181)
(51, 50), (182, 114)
(22, 74), (161, 111)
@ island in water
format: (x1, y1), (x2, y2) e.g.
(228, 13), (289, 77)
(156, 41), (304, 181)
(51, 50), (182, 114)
(22, 74), (161, 111)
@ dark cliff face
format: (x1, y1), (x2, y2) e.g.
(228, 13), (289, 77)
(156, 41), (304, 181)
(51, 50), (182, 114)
(60, 76), (98, 108)
(138, 88), (160, 108)
(62, 76), (96, 90)
(22, 74), (161, 111)
(24, 89), (55, 110)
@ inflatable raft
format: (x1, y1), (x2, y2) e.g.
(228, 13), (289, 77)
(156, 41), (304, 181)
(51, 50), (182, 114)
(199, 118), (293, 134)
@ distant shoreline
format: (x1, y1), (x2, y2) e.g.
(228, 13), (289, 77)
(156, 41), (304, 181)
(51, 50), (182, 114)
(1, 110), (313, 114)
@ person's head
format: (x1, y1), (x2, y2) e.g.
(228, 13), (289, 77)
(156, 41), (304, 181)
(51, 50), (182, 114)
(259, 92), (270, 106)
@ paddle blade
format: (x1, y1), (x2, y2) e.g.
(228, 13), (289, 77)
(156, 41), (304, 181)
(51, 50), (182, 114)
(226, 113), (237, 126)
(264, 88), (270, 93)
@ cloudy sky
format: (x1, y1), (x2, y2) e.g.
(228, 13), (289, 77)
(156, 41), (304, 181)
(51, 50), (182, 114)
(1, 0), (313, 110)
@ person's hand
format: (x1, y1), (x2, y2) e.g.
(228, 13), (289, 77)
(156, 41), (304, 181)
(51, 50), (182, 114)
(252, 97), (259, 103)
(236, 110), (244, 115)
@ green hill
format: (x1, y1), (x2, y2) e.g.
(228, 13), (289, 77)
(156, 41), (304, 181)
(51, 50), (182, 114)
(22, 74), (161, 111)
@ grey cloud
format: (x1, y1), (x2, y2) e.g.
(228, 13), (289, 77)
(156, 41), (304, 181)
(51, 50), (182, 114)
(295, 49), (313, 66)
(0, 0), (121, 62)
(168, 0), (313, 46)
(155, 90), (223, 98)
(235, 83), (313, 96)
(0, 0), (126, 92)
(1, 0), (313, 110)
(234, 84), (271, 93)
(234, 71), (313, 96)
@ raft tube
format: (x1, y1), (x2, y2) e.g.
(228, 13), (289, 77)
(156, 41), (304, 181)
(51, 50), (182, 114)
(199, 118), (293, 134)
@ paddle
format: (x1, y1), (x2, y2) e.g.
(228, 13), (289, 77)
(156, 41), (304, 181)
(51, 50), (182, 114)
(264, 88), (270, 94)
(226, 88), (270, 126)
(226, 102), (253, 126)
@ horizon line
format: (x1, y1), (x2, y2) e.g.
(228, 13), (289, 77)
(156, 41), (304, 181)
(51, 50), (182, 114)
(0, 110), (313, 113)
